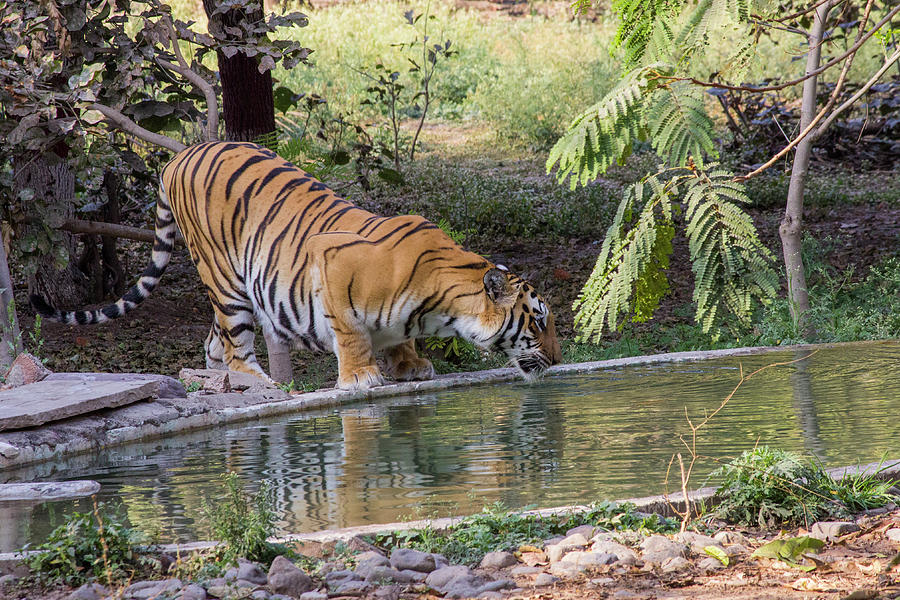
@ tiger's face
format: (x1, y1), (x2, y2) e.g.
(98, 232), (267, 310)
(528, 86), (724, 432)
(483, 266), (562, 378)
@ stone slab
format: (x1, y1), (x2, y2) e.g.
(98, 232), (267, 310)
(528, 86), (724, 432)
(0, 379), (158, 431)
(45, 373), (186, 398)
(0, 480), (100, 502)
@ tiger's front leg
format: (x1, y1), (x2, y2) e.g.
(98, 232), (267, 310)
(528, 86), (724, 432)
(330, 323), (385, 391)
(383, 340), (435, 382)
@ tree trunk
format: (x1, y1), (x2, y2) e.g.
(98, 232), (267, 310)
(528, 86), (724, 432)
(779, 1), (832, 338)
(201, 0), (276, 143)
(0, 233), (22, 370)
(15, 156), (91, 309)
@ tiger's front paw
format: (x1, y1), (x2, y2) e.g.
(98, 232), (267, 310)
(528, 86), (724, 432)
(384, 357), (435, 382)
(337, 365), (385, 391)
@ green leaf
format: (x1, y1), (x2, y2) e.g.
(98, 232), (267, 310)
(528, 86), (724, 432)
(377, 168), (403, 184)
(752, 536), (824, 569)
(704, 545), (729, 566)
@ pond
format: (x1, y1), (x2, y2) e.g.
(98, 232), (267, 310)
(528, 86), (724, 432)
(2, 341), (898, 553)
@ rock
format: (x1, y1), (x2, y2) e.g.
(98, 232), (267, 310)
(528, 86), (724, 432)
(886, 528), (900, 543)
(559, 551), (617, 569)
(590, 577), (615, 587)
(355, 551), (391, 570)
(389, 547), (437, 572)
(533, 573), (559, 587)
(809, 521), (860, 541)
(373, 584), (401, 600)
(479, 551), (517, 569)
(237, 559), (268, 585)
(347, 535), (383, 554)
(591, 539), (640, 565)
(548, 562), (582, 579)
(359, 565), (416, 583)
(510, 565), (543, 576)
(325, 569), (361, 588)
(179, 368), (232, 393)
(175, 584), (207, 600)
(714, 531), (748, 546)
(566, 524), (602, 539)
(397, 569), (428, 583)
(124, 579), (183, 599)
(66, 583), (108, 600)
(299, 592), (329, 600)
(0, 441), (18, 458)
(546, 533), (590, 563)
(677, 532), (722, 553)
(0, 574), (18, 588)
(477, 592), (503, 600)
(250, 591), (269, 600)
(333, 580), (370, 595)
(724, 544), (750, 557)
(425, 565), (473, 589)
(640, 535), (688, 565)
(4, 353), (51, 388)
(660, 556), (692, 573)
(698, 556), (727, 573)
(518, 550), (547, 566)
(268, 555), (314, 597)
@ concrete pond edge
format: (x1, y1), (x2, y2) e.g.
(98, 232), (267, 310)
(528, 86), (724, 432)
(3, 339), (894, 473)
(1, 458), (897, 574)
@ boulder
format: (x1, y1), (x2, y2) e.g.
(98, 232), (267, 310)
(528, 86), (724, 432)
(389, 547), (437, 572)
(479, 551), (517, 569)
(268, 555), (314, 597)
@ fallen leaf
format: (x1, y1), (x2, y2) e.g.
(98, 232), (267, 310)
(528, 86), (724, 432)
(788, 576), (832, 592)
(704, 545), (729, 566)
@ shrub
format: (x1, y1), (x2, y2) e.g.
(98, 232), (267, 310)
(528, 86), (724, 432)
(22, 503), (152, 586)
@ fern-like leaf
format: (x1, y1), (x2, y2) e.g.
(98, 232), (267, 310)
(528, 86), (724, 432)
(611, 0), (688, 67)
(683, 166), (778, 333)
(547, 64), (671, 189)
(646, 82), (718, 167)
(573, 172), (678, 341)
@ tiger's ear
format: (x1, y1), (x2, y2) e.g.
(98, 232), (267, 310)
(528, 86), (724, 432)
(484, 268), (516, 307)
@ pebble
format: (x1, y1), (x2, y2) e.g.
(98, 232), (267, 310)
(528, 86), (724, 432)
(713, 530), (748, 546)
(389, 547), (437, 572)
(174, 583), (207, 600)
(677, 531), (722, 553)
(479, 550), (517, 569)
(560, 550), (617, 568)
(592, 539), (640, 565)
(546, 533), (590, 562)
(660, 556), (692, 573)
(334, 580), (371, 595)
(66, 583), (108, 600)
(640, 535), (689, 565)
(698, 556), (727, 573)
(810, 521), (860, 541)
(510, 565), (543, 576)
(125, 579), (183, 599)
(299, 592), (329, 600)
(724, 544), (750, 557)
(885, 528), (900, 543)
(533, 573), (559, 587)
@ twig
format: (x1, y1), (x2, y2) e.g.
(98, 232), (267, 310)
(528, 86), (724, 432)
(660, 4), (900, 94)
(88, 103), (187, 153)
(159, 16), (219, 142)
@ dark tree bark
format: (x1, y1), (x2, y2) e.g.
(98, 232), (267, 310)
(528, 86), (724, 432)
(201, 0), (277, 142)
(15, 153), (91, 308)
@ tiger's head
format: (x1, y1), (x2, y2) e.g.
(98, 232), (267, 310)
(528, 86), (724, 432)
(481, 265), (562, 379)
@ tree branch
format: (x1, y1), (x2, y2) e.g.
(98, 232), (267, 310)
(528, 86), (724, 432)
(59, 218), (185, 246)
(160, 16), (219, 142)
(88, 103), (187, 153)
(813, 48), (900, 140)
(664, 4), (900, 94)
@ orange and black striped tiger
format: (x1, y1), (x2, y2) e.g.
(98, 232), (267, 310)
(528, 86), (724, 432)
(32, 141), (562, 390)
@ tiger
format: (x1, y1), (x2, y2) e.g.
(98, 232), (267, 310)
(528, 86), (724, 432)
(31, 141), (562, 390)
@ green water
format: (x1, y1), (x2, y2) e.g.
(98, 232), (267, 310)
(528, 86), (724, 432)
(2, 341), (898, 552)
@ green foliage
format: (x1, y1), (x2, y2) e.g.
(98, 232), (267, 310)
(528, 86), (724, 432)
(712, 448), (900, 528)
(22, 503), (152, 586)
(646, 82), (717, 168)
(547, 64), (668, 189)
(751, 535), (824, 571)
(203, 472), (283, 565)
(573, 163), (777, 341)
(683, 167), (778, 333)
(375, 501), (676, 566)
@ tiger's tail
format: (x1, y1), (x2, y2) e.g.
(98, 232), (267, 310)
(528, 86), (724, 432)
(30, 180), (179, 325)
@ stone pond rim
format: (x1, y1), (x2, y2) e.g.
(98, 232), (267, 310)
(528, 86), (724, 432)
(0, 339), (896, 472)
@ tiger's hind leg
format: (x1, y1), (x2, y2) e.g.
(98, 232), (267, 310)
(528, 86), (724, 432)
(204, 319), (227, 370)
(383, 340), (435, 382)
(210, 301), (272, 383)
